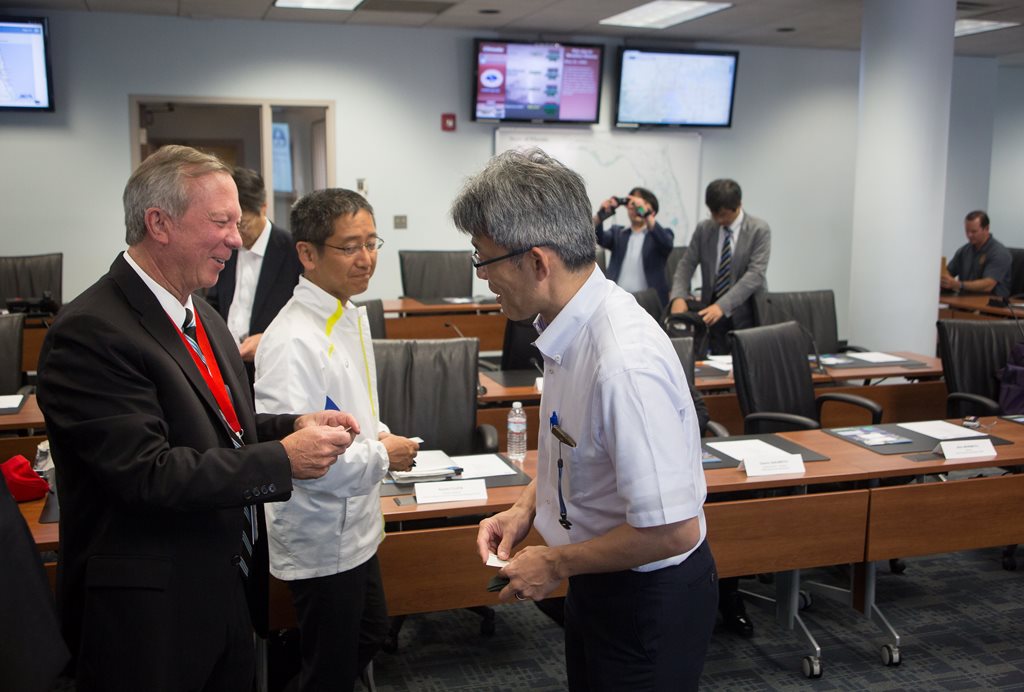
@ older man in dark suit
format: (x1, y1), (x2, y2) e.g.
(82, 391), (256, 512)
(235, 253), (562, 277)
(206, 166), (303, 384)
(669, 178), (771, 355)
(36, 145), (358, 692)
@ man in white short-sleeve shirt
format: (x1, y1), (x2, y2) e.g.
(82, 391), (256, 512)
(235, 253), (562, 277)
(461, 148), (717, 692)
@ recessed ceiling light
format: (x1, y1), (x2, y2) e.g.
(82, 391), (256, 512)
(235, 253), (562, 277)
(954, 19), (1020, 37)
(600, 1), (731, 30)
(274, 0), (364, 10)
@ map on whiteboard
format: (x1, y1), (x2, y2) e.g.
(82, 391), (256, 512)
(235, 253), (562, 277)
(495, 127), (702, 241)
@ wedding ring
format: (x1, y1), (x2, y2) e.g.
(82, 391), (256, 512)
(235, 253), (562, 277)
(515, 592), (526, 601)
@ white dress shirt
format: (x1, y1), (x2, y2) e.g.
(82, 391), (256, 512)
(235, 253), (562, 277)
(532, 266), (707, 572)
(123, 250), (194, 331)
(254, 276), (389, 580)
(616, 229), (648, 294)
(227, 218), (272, 343)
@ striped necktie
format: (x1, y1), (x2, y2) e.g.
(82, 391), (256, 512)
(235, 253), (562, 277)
(181, 307), (256, 578)
(713, 227), (733, 301)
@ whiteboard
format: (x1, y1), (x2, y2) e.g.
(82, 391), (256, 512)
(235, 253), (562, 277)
(495, 127), (702, 243)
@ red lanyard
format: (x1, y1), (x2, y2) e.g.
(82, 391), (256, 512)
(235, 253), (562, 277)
(174, 310), (244, 444)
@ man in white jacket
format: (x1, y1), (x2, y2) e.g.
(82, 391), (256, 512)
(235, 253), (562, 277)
(254, 188), (419, 692)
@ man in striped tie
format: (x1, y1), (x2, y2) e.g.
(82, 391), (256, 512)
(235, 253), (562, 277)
(668, 178), (772, 355)
(37, 145), (360, 692)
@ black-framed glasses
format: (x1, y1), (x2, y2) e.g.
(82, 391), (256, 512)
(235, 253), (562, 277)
(550, 417), (577, 531)
(321, 238), (385, 256)
(473, 240), (552, 268)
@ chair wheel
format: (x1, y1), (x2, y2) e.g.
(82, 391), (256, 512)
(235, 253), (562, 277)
(881, 644), (901, 666)
(798, 590), (813, 611)
(801, 655), (823, 678)
(889, 558), (907, 574)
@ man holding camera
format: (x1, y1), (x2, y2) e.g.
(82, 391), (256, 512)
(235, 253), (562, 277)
(594, 187), (674, 306)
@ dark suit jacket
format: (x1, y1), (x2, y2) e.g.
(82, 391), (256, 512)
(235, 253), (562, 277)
(595, 221), (675, 305)
(36, 254), (296, 686)
(671, 213), (771, 329)
(207, 223), (303, 337)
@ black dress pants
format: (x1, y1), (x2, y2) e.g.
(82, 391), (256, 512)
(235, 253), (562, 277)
(564, 540), (718, 692)
(288, 553), (389, 692)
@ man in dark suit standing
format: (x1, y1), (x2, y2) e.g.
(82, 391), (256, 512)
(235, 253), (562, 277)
(36, 145), (359, 692)
(206, 167), (303, 384)
(594, 186), (675, 306)
(669, 178), (771, 355)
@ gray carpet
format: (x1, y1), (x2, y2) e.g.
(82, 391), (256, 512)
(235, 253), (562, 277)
(371, 549), (1024, 691)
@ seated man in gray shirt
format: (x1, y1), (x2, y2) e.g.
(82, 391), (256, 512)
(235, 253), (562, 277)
(941, 210), (1012, 298)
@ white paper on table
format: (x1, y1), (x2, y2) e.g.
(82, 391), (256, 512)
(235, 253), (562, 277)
(486, 552), (509, 568)
(937, 439), (997, 460)
(415, 478), (487, 504)
(390, 449), (455, 482)
(707, 355), (733, 365)
(706, 439), (798, 464)
(846, 351), (905, 364)
(898, 420), (986, 440)
(701, 360), (732, 372)
(450, 453), (518, 479)
(740, 452), (806, 477)
(0, 394), (25, 410)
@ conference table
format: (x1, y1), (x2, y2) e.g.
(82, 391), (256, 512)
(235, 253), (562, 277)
(939, 293), (1022, 321)
(18, 415), (1024, 678)
(382, 298), (504, 351)
(478, 352), (946, 448)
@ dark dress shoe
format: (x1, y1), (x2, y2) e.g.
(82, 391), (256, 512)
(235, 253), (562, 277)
(723, 610), (754, 637)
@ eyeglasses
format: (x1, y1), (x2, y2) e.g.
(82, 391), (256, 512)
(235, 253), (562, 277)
(472, 243), (553, 269)
(550, 412), (577, 531)
(321, 238), (385, 256)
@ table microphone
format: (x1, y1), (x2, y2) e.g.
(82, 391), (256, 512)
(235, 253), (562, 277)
(993, 297), (1024, 341)
(443, 321), (467, 338)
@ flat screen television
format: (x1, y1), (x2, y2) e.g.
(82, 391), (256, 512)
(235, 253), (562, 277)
(0, 16), (53, 111)
(616, 47), (737, 128)
(473, 39), (603, 124)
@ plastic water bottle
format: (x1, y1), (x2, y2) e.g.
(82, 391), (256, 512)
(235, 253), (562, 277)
(507, 401), (527, 463)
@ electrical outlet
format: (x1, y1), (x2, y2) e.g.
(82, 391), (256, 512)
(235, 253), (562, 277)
(394, 215), (407, 230)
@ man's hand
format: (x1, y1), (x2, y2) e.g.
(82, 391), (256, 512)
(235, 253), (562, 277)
(669, 297), (689, 315)
(238, 333), (262, 362)
(295, 410), (360, 433)
(699, 303), (725, 325)
(280, 424), (355, 480)
(498, 545), (564, 603)
(477, 506), (534, 564)
(380, 431), (418, 472)
(940, 275), (960, 291)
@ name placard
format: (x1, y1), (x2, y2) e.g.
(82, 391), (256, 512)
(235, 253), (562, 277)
(415, 478), (488, 504)
(936, 439), (997, 460)
(739, 453), (806, 477)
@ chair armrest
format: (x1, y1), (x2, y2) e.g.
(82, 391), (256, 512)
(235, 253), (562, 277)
(474, 424), (500, 453)
(816, 392), (883, 425)
(705, 420), (730, 438)
(946, 392), (1001, 418)
(743, 412), (819, 434)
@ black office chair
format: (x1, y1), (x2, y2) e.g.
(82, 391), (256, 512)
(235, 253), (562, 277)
(0, 253), (63, 314)
(665, 245), (687, 287)
(631, 288), (663, 323)
(936, 319), (1022, 417)
(671, 335), (729, 438)
(0, 313), (28, 395)
(354, 299), (386, 339)
(398, 251), (473, 300)
(500, 317), (541, 372)
(731, 321), (882, 434)
(753, 289), (864, 354)
(1009, 248), (1024, 298)
(372, 338), (499, 649)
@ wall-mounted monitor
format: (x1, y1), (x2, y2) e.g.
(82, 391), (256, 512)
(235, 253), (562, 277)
(0, 16), (54, 112)
(473, 39), (603, 124)
(616, 47), (737, 128)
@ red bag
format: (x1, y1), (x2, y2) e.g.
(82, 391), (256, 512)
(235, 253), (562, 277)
(1, 454), (50, 502)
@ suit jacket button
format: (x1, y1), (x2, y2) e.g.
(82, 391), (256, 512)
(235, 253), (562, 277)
(268, 483), (276, 493)
(252, 486), (261, 497)
(243, 490), (252, 501)
(260, 485), (269, 495)
(231, 555), (241, 566)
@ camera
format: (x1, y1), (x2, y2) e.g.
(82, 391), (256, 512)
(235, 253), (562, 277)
(614, 196), (630, 206)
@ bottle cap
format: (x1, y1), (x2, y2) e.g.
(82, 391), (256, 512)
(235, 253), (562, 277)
(512, 401), (522, 408)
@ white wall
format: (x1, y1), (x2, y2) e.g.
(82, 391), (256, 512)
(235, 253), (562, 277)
(989, 66), (1024, 249)
(0, 10), (1018, 344)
